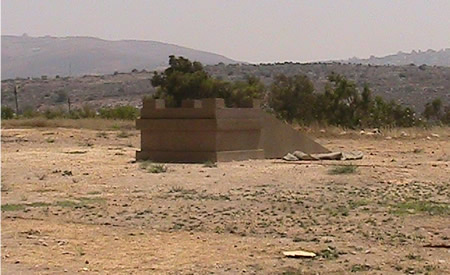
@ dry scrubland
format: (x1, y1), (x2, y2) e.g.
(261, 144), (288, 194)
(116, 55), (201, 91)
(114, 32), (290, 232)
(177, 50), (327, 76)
(2, 62), (450, 113)
(1, 118), (136, 131)
(1, 122), (449, 274)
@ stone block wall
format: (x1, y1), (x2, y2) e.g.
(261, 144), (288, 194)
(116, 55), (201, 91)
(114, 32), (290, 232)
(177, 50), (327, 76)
(136, 98), (265, 162)
(136, 98), (329, 162)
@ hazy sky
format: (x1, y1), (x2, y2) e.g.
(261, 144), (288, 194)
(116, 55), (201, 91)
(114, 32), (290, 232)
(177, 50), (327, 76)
(2, 0), (450, 63)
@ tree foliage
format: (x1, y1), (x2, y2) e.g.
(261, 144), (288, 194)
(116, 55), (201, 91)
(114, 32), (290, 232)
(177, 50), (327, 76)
(152, 57), (446, 128)
(227, 76), (266, 107)
(268, 73), (418, 128)
(268, 74), (315, 123)
(320, 73), (363, 127)
(151, 56), (264, 107)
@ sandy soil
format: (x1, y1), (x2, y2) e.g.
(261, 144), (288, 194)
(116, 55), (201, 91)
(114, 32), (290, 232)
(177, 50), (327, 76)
(1, 128), (449, 274)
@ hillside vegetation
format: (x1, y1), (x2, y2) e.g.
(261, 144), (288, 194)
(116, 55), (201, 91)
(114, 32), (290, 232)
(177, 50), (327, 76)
(3, 57), (449, 128)
(2, 62), (449, 115)
(207, 62), (450, 113)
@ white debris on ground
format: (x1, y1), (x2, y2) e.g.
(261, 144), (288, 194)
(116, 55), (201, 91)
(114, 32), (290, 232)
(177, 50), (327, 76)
(282, 250), (316, 258)
(283, 151), (364, 161)
(360, 128), (381, 136)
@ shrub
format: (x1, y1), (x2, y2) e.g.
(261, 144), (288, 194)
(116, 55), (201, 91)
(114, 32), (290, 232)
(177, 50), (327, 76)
(139, 161), (167, 173)
(147, 164), (167, 173)
(203, 161), (217, 168)
(423, 98), (450, 125)
(22, 107), (37, 118)
(328, 165), (358, 175)
(442, 106), (450, 125)
(43, 107), (67, 119)
(54, 90), (68, 103)
(98, 105), (139, 120)
(69, 105), (97, 119)
(117, 130), (131, 138)
(1, 106), (15, 119)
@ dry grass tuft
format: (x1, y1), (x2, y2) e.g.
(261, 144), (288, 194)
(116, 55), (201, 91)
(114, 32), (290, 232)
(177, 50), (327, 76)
(328, 165), (358, 175)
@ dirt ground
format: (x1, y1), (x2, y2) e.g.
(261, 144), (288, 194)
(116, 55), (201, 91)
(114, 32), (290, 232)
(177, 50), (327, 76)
(1, 128), (449, 274)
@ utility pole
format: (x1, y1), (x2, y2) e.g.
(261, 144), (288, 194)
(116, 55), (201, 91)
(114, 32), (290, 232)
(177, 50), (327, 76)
(13, 84), (20, 114)
(67, 96), (71, 113)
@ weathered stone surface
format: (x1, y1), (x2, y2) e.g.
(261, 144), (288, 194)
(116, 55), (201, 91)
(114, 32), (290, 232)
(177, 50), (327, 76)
(136, 98), (329, 162)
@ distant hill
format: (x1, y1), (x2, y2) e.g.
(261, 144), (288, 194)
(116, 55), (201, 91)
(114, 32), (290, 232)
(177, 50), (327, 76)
(345, 49), (450, 67)
(1, 35), (238, 79)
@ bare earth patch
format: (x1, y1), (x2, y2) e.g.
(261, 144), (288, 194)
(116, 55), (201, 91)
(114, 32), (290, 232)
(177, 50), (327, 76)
(1, 128), (449, 274)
